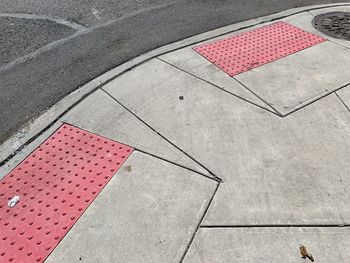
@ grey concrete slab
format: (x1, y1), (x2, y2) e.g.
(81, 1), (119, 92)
(184, 227), (350, 263)
(46, 151), (217, 262)
(104, 59), (350, 225)
(61, 89), (211, 177)
(102, 58), (275, 117)
(201, 94), (350, 226)
(337, 86), (350, 111)
(158, 51), (277, 114)
(235, 40), (350, 115)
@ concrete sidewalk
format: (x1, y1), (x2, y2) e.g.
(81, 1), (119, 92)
(1, 3), (350, 263)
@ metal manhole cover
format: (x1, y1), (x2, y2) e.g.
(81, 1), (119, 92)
(312, 12), (350, 40)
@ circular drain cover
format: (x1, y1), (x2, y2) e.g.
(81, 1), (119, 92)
(312, 12), (350, 40)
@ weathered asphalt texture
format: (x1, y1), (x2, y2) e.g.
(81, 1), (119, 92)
(0, 0), (175, 27)
(0, 17), (75, 66)
(0, 0), (345, 143)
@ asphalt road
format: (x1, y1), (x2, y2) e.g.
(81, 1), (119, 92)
(0, 17), (75, 66)
(0, 0), (346, 143)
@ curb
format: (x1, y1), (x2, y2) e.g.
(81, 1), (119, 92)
(1, 2), (350, 170)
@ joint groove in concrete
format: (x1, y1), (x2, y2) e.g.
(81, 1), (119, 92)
(180, 182), (221, 262)
(281, 84), (350, 117)
(200, 224), (350, 228)
(335, 91), (350, 113)
(157, 58), (281, 116)
(134, 149), (221, 182)
(101, 88), (222, 182)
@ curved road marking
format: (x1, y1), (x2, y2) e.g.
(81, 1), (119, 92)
(0, 13), (90, 73)
(0, 12), (86, 31)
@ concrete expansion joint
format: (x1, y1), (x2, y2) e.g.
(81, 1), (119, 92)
(158, 58), (350, 119)
(232, 77), (282, 115)
(134, 148), (222, 183)
(200, 224), (350, 229)
(157, 57), (281, 116)
(180, 181), (221, 262)
(280, 83), (350, 118)
(101, 88), (222, 181)
(336, 91), (350, 112)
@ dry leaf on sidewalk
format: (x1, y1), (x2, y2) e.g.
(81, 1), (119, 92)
(300, 245), (315, 262)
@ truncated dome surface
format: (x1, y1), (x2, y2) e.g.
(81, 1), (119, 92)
(0, 124), (133, 262)
(193, 21), (326, 76)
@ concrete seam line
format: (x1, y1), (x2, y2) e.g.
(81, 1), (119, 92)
(0, 13), (86, 31)
(101, 88), (222, 182)
(281, 83), (350, 118)
(58, 120), (219, 181)
(232, 77), (283, 116)
(1, 3), (349, 168)
(180, 182), (221, 262)
(200, 224), (350, 228)
(157, 57), (281, 116)
(335, 92), (350, 113)
(134, 149), (221, 183)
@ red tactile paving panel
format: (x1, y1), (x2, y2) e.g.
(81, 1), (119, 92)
(193, 21), (326, 76)
(0, 124), (133, 262)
